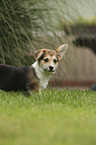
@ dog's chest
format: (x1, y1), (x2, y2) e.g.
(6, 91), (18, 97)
(38, 73), (50, 89)
(32, 61), (51, 89)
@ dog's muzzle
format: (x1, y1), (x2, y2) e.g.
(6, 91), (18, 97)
(44, 66), (55, 72)
(49, 66), (54, 72)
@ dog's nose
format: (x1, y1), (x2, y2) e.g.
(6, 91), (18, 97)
(49, 66), (54, 71)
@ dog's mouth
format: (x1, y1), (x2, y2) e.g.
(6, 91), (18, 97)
(44, 68), (55, 73)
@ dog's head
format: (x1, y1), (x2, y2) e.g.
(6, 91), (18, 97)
(35, 44), (68, 73)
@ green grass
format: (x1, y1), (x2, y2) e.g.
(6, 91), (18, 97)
(0, 89), (96, 145)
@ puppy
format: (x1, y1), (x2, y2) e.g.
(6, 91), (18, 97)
(0, 44), (68, 94)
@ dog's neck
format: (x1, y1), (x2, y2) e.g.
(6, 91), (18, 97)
(32, 61), (51, 89)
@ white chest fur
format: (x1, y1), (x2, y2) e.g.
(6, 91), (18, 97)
(32, 61), (51, 89)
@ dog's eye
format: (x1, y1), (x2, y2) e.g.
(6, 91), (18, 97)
(53, 59), (57, 63)
(44, 58), (49, 62)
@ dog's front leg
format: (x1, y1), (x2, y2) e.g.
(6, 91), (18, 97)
(26, 83), (40, 95)
(27, 88), (40, 95)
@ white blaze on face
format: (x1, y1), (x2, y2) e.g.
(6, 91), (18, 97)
(39, 55), (58, 72)
(49, 56), (58, 72)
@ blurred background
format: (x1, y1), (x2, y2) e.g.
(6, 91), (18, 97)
(0, 0), (96, 90)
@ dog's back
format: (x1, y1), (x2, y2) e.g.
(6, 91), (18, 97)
(0, 64), (29, 91)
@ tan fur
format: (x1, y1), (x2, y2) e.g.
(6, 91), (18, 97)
(27, 67), (39, 94)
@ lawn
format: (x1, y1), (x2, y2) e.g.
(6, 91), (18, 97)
(0, 89), (96, 145)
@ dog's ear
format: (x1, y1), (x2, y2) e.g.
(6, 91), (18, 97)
(35, 49), (45, 60)
(56, 44), (68, 60)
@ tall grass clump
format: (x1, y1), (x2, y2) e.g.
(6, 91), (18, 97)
(0, 0), (56, 66)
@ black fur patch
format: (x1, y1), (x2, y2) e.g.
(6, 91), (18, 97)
(0, 64), (39, 92)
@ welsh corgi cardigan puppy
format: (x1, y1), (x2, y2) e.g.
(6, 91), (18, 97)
(0, 44), (68, 94)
